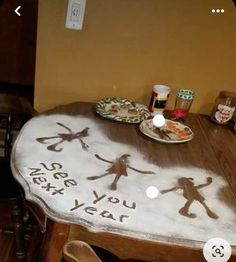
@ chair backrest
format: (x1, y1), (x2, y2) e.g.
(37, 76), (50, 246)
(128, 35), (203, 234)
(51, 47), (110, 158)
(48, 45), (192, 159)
(0, 92), (35, 198)
(63, 240), (102, 262)
(0, 93), (35, 160)
(2, 112), (12, 160)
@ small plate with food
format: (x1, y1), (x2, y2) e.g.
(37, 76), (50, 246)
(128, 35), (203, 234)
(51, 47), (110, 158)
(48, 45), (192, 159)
(96, 98), (150, 123)
(139, 119), (194, 143)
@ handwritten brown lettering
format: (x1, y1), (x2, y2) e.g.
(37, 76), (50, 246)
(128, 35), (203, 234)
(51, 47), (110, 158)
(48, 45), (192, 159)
(40, 162), (62, 171)
(68, 191), (133, 224)
(32, 176), (47, 185)
(52, 188), (65, 195)
(119, 215), (129, 223)
(92, 190), (106, 204)
(123, 200), (136, 210)
(70, 200), (85, 211)
(84, 207), (97, 215)
(100, 210), (116, 221)
(41, 183), (56, 192)
(53, 172), (68, 179)
(28, 168), (45, 176)
(64, 179), (77, 187)
(107, 197), (120, 204)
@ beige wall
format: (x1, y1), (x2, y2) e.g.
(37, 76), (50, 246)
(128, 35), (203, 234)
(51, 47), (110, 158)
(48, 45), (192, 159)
(35, 0), (236, 114)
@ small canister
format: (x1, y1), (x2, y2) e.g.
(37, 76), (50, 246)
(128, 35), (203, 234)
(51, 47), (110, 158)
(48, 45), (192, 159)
(211, 91), (236, 125)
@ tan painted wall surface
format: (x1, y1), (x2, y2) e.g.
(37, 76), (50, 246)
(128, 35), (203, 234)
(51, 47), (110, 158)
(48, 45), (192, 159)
(35, 0), (236, 114)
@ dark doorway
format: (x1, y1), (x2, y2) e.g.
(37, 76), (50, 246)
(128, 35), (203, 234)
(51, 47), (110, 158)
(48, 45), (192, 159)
(0, 0), (38, 105)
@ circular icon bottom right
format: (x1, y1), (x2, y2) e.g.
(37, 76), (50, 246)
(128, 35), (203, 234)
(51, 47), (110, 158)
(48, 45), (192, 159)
(203, 238), (232, 262)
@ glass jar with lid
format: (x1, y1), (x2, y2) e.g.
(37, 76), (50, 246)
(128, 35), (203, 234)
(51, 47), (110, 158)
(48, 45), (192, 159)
(211, 91), (236, 125)
(171, 89), (195, 119)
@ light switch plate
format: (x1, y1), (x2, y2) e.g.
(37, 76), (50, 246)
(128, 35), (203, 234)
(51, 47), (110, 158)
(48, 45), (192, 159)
(65, 0), (86, 30)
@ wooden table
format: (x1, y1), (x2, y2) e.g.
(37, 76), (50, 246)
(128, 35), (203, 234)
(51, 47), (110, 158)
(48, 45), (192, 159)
(10, 102), (236, 262)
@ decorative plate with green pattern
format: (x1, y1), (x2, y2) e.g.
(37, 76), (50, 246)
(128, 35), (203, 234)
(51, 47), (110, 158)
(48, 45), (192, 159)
(96, 98), (150, 123)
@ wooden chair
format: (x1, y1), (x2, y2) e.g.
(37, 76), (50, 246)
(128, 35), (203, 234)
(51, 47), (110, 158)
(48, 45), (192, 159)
(63, 240), (102, 262)
(0, 93), (35, 261)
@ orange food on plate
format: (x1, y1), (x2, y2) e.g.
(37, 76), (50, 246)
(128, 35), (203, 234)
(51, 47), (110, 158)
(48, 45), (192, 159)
(166, 121), (188, 139)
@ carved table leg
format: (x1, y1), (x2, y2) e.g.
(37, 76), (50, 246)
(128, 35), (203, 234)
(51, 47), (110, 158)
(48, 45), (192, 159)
(12, 202), (26, 262)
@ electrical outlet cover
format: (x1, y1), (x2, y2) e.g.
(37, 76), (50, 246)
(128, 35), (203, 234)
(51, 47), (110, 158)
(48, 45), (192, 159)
(65, 0), (86, 30)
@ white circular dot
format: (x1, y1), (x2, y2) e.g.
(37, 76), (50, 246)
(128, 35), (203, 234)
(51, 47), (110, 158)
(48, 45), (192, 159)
(212, 9), (215, 13)
(146, 186), (159, 199)
(221, 9), (224, 13)
(216, 9), (220, 13)
(153, 114), (166, 127)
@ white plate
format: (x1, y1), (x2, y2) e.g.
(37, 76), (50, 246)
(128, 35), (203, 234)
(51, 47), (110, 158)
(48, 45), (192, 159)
(139, 119), (194, 143)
